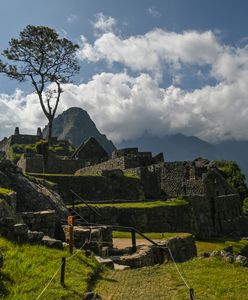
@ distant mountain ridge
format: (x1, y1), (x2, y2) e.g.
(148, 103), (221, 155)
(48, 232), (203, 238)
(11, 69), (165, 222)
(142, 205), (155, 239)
(43, 107), (116, 155)
(116, 133), (222, 161)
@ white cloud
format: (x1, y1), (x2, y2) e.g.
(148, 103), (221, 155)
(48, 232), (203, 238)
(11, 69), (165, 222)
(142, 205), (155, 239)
(2, 70), (248, 144)
(77, 29), (221, 79)
(2, 27), (248, 144)
(146, 6), (161, 18)
(92, 13), (117, 34)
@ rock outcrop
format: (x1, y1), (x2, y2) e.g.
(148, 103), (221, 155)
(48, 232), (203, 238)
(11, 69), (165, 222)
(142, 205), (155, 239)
(0, 158), (67, 217)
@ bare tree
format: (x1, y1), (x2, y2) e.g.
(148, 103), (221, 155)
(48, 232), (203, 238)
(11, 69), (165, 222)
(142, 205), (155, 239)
(0, 25), (80, 140)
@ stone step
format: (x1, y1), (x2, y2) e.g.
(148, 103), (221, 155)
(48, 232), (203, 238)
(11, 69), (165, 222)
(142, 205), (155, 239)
(113, 263), (130, 270)
(42, 235), (63, 249)
(95, 256), (114, 269)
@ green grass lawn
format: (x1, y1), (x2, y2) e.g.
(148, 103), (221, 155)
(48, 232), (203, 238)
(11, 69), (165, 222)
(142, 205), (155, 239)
(0, 237), (101, 300)
(94, 257), (248, 300)
(73, 199), (189, 209)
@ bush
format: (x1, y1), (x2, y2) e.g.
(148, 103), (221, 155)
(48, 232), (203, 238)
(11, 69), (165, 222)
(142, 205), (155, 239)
(217, 161), (248, 201)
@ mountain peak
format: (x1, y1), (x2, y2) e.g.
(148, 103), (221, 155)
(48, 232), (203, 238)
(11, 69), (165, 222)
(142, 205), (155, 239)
(43, 107), (116, 155)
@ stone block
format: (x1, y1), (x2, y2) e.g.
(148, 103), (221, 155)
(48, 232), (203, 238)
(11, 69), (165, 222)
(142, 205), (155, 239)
(42, 236), (63, 249)
(13, 223), (28, 235)
(27, 230), (44, 244)
(114, 263), (130, 270)
(95, 256), (114, 269)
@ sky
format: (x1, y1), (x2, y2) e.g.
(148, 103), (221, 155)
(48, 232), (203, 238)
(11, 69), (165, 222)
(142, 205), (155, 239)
(1, 0), (248, 143)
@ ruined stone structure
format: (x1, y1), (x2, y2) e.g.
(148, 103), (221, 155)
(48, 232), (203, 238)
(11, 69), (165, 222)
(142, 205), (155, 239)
(0, 127), (43, 152)
(71, 137), (108, 163)
(1, 127), (247, 239)
(0, 129), (111, 174)
(32, 173), (144, 202)
(74, 151), (248, 238)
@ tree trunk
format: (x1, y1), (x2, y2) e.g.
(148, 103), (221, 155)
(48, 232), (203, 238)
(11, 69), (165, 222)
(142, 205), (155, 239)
(48, 118), (53, 143)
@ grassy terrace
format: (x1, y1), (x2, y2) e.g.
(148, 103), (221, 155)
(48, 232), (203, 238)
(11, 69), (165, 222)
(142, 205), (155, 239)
(72, 199), (189, 209)
(0, 237), (101, 299)
(27, 173), (75, 177)
(1, 235), (248, 299)
(96, 234), (248, 299)
(94, 257), (248, 299)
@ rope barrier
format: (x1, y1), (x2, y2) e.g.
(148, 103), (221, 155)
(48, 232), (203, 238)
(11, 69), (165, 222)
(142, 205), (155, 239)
(36, 229), (93, 300)
(157, 245), (195, 299)
(36, 221), (195, 300)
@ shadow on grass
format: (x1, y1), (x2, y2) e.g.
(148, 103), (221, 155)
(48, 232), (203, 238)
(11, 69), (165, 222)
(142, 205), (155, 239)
(0, 272), (13, 296)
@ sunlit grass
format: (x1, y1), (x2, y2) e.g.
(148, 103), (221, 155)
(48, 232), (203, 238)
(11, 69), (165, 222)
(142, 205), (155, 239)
(72, 199), (189, 209)
(0, 237), (101, 299)
(94, 257), (248, 299)
(0, 188), (14, 196)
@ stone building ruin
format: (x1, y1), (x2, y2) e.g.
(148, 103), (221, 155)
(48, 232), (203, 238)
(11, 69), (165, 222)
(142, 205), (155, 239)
(0, 128), (248, 239)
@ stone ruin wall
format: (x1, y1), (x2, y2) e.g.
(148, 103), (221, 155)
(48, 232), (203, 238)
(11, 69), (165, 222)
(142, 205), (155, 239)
(75, 157), (126, 176)
(188, 193), (248, 238)
(159, 162), (189, 197)
(75, 203), (192, 233)
(17, 154), (85, 174)
(0, 134), (42, 152)
(18, 210), (59, 238)
(214, 194), (247, 236)
(35, 174), (145, 203)
(75, 154), (158, 177)
(125, 165), (161, 198)
(0, 137), (11, 152)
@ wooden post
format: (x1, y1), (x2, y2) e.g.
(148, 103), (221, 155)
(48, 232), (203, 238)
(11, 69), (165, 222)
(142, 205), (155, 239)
(190, 288), (195, 300)
(131, 229), (136, 253)
(68, 215), (74, 254)
(60, 257), (66, 287)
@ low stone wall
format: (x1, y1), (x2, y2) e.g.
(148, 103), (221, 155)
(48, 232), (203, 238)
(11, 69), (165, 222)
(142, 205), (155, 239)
(18, 210), (59, 237)
(34, 174), (145, 202)
(119, 235), (197, 267)
(74, 204), (191, 233)
(62, 225), (113, 255)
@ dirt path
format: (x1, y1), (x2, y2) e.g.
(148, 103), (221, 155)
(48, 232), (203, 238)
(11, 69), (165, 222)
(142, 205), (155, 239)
(113, 238), (160, 249)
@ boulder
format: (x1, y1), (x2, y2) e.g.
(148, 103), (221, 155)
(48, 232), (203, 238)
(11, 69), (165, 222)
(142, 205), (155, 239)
(199, 252), (210, 258)
(235, 255), (248, 267)
(0, 158), (67, 218)
(27, 230), (44, 244)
